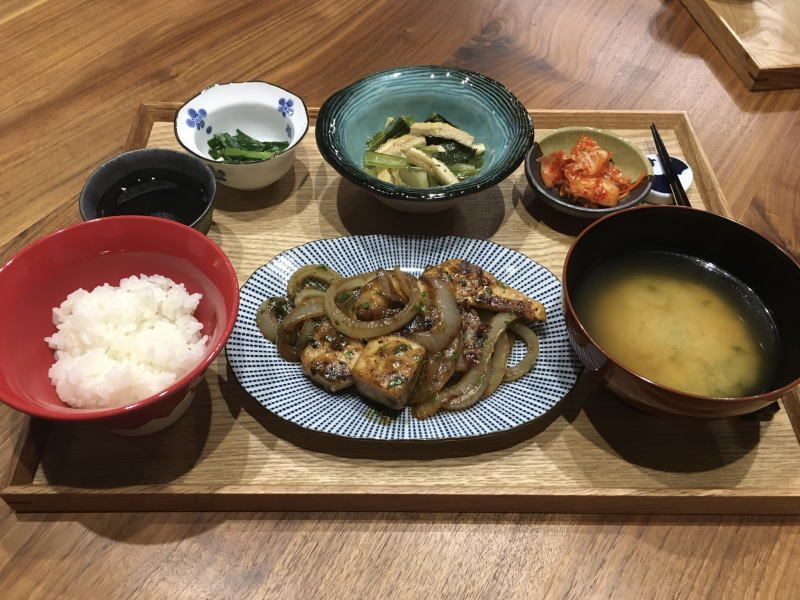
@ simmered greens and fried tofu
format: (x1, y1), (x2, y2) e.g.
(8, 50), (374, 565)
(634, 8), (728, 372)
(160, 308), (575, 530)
(256, 260), (543, 419)
(363, 113), (485, 188)
(408, 122), (485, 155)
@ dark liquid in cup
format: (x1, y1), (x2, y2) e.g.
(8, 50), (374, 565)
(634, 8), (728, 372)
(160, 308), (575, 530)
(97, 169), (207, 225)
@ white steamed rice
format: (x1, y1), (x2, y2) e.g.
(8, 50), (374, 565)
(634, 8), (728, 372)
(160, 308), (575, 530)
(45, 274), (208, 409)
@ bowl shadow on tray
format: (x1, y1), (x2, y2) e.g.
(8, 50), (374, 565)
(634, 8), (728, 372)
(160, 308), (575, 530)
(206, 218), (245, 270)
(564, 371), (762, 478)
(37, 377), (238, 488)
(220, 364), (582, 460)
(211, 161), (309, 213)
(512, 177), (594, 238)
(327, 176), (507, 239)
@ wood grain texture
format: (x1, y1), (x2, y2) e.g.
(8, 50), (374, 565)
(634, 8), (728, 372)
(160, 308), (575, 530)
(5, 109), (800, 514)
(682, 0), (800, 90)
(2, 0), (800, 597)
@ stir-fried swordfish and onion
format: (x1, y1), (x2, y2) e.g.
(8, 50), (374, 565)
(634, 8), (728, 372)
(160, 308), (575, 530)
(363, 113), (486, 188)
(256, 260), (544, 419)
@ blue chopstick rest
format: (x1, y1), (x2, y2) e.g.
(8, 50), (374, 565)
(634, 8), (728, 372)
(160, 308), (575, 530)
(645, 154), (693, 205)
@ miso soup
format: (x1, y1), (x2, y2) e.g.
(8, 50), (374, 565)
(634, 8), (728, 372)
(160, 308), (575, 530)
(573, 251), (778, 398)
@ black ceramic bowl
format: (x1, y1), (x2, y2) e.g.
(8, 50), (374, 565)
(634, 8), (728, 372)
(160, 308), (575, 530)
(79, 148), (216, 234)
(316, 65), (533, 213)
(563, 205), (800, 418)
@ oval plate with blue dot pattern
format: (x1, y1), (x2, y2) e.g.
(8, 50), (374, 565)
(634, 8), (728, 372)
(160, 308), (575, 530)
(226, 235), (582, 441)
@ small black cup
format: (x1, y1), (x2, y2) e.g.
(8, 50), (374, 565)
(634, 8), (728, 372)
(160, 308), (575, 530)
(79, 148), (216, 234)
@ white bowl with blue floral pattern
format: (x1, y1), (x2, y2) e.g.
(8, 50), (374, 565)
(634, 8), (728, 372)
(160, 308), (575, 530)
(175, 81), (309, 190)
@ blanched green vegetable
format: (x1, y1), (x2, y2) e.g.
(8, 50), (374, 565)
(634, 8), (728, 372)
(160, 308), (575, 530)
(364, 151), (409, 169)
(365, 116), (414, 152)
(428, 141), (477, 165)
(208, 129), (289, 164)
(449, 163), (482, 180)
(398, 167), (430, 188)
(424, 112), (455, 126)
(362, 113), (484, 187)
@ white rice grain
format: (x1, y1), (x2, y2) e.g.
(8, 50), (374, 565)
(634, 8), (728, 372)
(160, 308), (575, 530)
(45, 274), (208, 409)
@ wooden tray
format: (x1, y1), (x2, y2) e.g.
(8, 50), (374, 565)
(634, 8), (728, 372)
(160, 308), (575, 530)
(681, 0), (800, 90)
(4, 106), (800, 514)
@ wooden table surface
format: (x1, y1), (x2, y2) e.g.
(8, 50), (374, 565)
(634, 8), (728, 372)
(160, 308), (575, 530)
(1, 1), (799, 598)
(680, 0), (800, 90)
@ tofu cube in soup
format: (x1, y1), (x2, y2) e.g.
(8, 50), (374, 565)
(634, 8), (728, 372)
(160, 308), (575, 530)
(301, 320), (363, 393)
(351, 336), (426, 410)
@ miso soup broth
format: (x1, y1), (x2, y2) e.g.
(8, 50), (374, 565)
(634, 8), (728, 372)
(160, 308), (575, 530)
(573, 251), (778, 398)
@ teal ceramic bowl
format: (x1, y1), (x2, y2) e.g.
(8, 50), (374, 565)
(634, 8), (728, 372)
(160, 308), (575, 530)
(316, 66), (533, 213)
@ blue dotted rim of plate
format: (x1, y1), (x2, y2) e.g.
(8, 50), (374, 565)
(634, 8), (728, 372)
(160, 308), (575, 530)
(226, 235), (583, 441)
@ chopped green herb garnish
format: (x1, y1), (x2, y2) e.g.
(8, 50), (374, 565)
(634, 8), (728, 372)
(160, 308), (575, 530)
(336, 292), (355, 307)
(266, 297), (289, 319)
(388, 376), (406, 388)
(394, 344), (409, 354)
(344, 351), (355, 359)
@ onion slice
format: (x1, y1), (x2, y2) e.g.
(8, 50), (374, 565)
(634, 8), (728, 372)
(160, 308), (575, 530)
(287, 265), (342, 302)
(256, 296), (290, 343)
(503, 323), (539, 382)
(412, 398), (441, 420)
(295, 318), (318, 355)
(439, 312), (514, 411)
(410, 334), (461, 409)
(324, 270), (420, 339)
(407, 276), (460, 353)
(276, 301), (325, 361)
(294, 288), (327, 305)
(482, 330), (511, 399)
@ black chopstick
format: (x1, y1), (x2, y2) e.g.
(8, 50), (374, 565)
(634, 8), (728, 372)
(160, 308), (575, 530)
(650, 123), (691, 207)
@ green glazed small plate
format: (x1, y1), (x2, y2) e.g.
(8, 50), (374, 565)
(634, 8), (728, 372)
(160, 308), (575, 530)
(524, 126), (654, 219)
